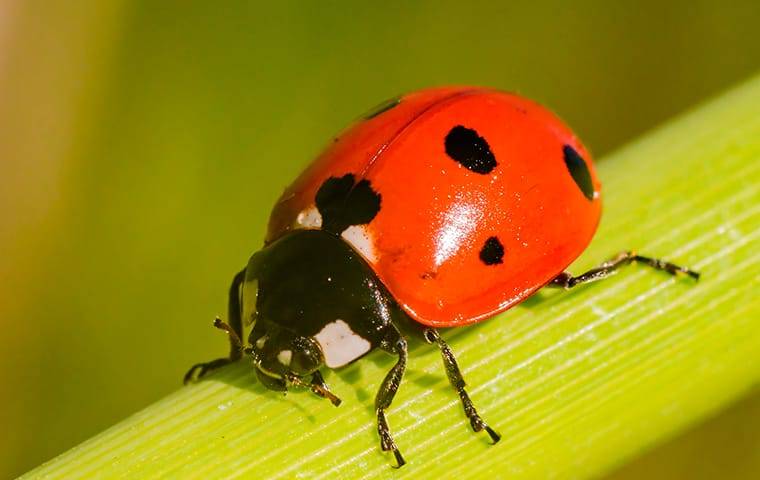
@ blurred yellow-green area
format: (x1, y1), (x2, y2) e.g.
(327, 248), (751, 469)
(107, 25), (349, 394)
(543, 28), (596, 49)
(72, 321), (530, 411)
(1, 1), (759, 478)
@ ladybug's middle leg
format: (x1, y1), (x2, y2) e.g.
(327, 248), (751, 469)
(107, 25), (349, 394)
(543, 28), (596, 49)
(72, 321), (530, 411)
(184, 268), (247, 384)
(549, 251), (700, 289)
(423, 329), (501, 444)
(375, 333), (408, 468)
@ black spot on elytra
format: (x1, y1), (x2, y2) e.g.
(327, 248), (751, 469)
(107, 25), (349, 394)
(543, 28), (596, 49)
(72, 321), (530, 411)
(315, 174), (381, 234)
(563, 145), (595, 200)
(363, 96), (401, 120)
(479, 236), (504, 265)
(444, 125), (497, 174)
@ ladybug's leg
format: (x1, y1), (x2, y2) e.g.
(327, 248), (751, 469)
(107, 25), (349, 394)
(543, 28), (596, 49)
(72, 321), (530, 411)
(375, 333), (409, 468)
(184, 268), (247, 384)
(549, 251), (700, 289)
(423, 329), (501, 444)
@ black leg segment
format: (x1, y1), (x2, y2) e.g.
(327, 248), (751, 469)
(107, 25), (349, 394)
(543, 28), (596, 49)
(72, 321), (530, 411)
(224, 268), (247, 357)
(424, 329), (501, 444)
(183, 268), (247, 384)
(375, 336), (408, 468)
(550, 250), (700, 289)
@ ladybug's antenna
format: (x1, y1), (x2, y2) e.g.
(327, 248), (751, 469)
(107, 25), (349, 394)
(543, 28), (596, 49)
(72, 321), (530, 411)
(182, 318), (244, 385)
(286, 372), (342, 407)
(212, 317), (245, 353)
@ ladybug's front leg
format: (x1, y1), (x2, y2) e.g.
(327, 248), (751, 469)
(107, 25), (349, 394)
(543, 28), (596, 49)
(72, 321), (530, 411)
(184, 268), (247, 384)
(549, 251), (700, 289)
(375, 335), (408, 468)
(423, 329), (501, 444)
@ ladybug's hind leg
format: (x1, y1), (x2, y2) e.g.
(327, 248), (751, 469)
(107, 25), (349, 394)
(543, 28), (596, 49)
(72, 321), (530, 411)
(375, 330), (409, 468)
(184, 268), (247, 384)
(549, 251), (700, 289)
(423, 329), (501, 444)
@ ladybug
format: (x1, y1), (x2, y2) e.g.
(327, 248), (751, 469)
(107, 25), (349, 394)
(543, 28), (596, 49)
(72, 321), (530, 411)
(185, 87), (699, 467)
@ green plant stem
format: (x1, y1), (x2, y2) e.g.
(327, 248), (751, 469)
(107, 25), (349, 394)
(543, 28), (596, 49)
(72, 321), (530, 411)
(22, 74), (760, 480)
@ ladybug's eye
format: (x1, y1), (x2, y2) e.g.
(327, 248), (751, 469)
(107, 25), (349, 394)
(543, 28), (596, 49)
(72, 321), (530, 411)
(563, 145), (595, 200)
(289, 337), (323, 375)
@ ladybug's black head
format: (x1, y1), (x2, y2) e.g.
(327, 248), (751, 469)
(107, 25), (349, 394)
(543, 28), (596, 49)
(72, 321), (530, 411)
(247, 326), (324, 391)
(238, 229), (398, 400)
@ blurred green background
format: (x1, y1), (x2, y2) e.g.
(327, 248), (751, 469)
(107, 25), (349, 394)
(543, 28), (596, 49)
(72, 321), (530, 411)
(1, 1), (759, 478)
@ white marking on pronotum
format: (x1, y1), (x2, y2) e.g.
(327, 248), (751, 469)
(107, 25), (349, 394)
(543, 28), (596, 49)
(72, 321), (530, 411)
(341, 225), (377, 262)
(277, 350), (293, 366)
(296, 205), (322, 228)
(255, 335), (268, 349)
(314, 319), (371, 368)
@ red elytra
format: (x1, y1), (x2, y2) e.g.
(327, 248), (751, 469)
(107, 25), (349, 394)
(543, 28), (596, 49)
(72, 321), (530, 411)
(266, 87), (602, 327)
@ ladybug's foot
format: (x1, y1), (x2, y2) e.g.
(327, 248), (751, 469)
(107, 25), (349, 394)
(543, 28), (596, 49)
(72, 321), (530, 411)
(378, 409), (406, 468)
(424, 329), (501, 445)
(183, 357), (234, 384)
(460, 389), (501, 443)
(628, 252), (700, 280)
